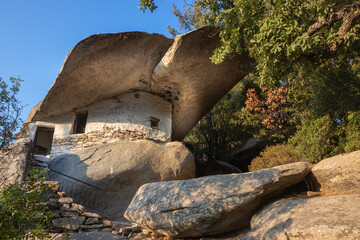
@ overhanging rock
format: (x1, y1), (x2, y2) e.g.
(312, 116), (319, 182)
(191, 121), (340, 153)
(26, 27), (254, 141)
(152, 27), (254, 140)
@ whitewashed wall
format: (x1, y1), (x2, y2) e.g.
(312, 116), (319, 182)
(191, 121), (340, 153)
(26, 92), (172, 157)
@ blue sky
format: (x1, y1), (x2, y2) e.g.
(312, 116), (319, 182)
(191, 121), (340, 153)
(0, 0), (184, 122)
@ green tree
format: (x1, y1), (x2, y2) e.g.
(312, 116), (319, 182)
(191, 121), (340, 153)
(140, 0), (360, 164)
(140, 0), (360, 85)
(0, 168), (56, 239)
(0, 76), (24, 150)
(288, 115), (337, 162)
(183, 78), (255, 162)
(167, 1), (208, 37)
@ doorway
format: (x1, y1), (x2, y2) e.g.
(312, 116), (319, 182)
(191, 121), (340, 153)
(33, 127), (55, 156)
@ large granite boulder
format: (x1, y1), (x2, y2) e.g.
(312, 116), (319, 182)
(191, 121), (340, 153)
(124, 162), (310, 238)
(152, 27), (254, 140)
(311, 150), (360, 193)
(26, 27), (254, 142)
(48, 140), (195, 220)
(27, 32), (173, 123)
(0, 138), (32, 190)
(242, 194), (360, 240)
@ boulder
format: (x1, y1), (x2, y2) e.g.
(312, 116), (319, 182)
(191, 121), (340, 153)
(53, 217), (86, 230)
(49, 140), (195, 220)
(311, 150), (360, 193)
(152, 27), (254, 140)
(124, 162), (310, 238)
(0, 138), (32, 190)
(27, 32), (173, 123)
(242, 194), (360, 240)
(27, 27), (254, 142)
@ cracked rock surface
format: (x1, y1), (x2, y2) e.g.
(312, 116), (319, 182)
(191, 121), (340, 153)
(311, 150), (360, 194)
(124, 162), (310, 238)
(0, 138), (32, 190)
(49, 140), (195, 221)
(241, 194), (360, 240)
(26, 27), (253, 141)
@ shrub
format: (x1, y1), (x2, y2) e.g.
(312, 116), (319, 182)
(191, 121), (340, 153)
(249, 144), (310, 172)
(344, 111), (360, 153)
(288, 115), (336, 162)
(0, 168), (56, 239)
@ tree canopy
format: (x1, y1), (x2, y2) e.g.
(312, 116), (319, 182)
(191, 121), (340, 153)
(140, 0), (360, 85)
(0, 77), (24, 150)
(139, 0), (360, 170)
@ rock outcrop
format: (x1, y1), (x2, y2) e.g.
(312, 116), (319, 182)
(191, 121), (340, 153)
(124, 162), (310, 238)
(152, 27), (254, 140)
(311, 150), (360, 193)
(49, 140), (195, 220)
(26, 27), (253, 141)
(27, 32), (173, 124)
(242, 194), (360, 240)
(0, 138), (32, 190)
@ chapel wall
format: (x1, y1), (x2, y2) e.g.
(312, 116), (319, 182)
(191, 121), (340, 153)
(25, 92), (172, 157)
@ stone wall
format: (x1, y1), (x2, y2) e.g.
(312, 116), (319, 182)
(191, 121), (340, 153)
(24, 91), (172, 157)
(46, 181), (139, 237)
(50, 128), (159, 157)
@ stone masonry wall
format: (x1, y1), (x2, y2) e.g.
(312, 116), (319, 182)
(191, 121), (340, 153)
(23, 92), (172, 157)
(45, 181), (140, 237)
(50, 127), (167, 157)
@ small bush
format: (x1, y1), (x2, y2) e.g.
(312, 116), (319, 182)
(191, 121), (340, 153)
(0, 168), (56, 240)
(249, 144), (310, 172)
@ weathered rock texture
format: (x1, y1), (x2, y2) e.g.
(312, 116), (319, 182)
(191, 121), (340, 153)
(124, 162), (310, 238)
(0, 138), (32, 190)
(152, 27), (254, 140)
(241, 194), (360, 240)
(46, 181), (138, 237)
(311, 150), (360, 193)
(27, 32), (173, 123)
(49, 140), (195, 220)
(26, 27), (253, 141)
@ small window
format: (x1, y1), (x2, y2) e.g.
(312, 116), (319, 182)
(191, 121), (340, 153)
(73, 112), (88, 134)
(150, 117), (160, 129)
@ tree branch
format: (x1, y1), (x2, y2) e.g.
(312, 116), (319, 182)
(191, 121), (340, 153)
(307, 1), (360, 36)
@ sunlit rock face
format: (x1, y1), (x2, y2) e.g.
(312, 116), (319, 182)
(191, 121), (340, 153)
(124, 162), (310, 238)
(26, 32), (173, 123)
(310, 150), (360, 194)
(25, 92), (172, 157)
(241, 194), (360, 240)
(24, 27), (254, 155)
(49, 140), (195, 220)
(151, 27), (254, 140)
(0, 138), (32, 190)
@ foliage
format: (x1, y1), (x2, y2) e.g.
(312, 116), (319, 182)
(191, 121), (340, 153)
(139, 0), (157, 13)
(139, 0), (360, 85)
(343, 111), (360, 152)
(167, 1), (208, 37)
(0, 76), (24, 150)
(244, 84), (297, 142)
(183, 79), (255, 161)
(249, 144), (310, 172)
(140, 0), (360, 165)
(0, 168), (56, 240)
(288, 115), (338, 162)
